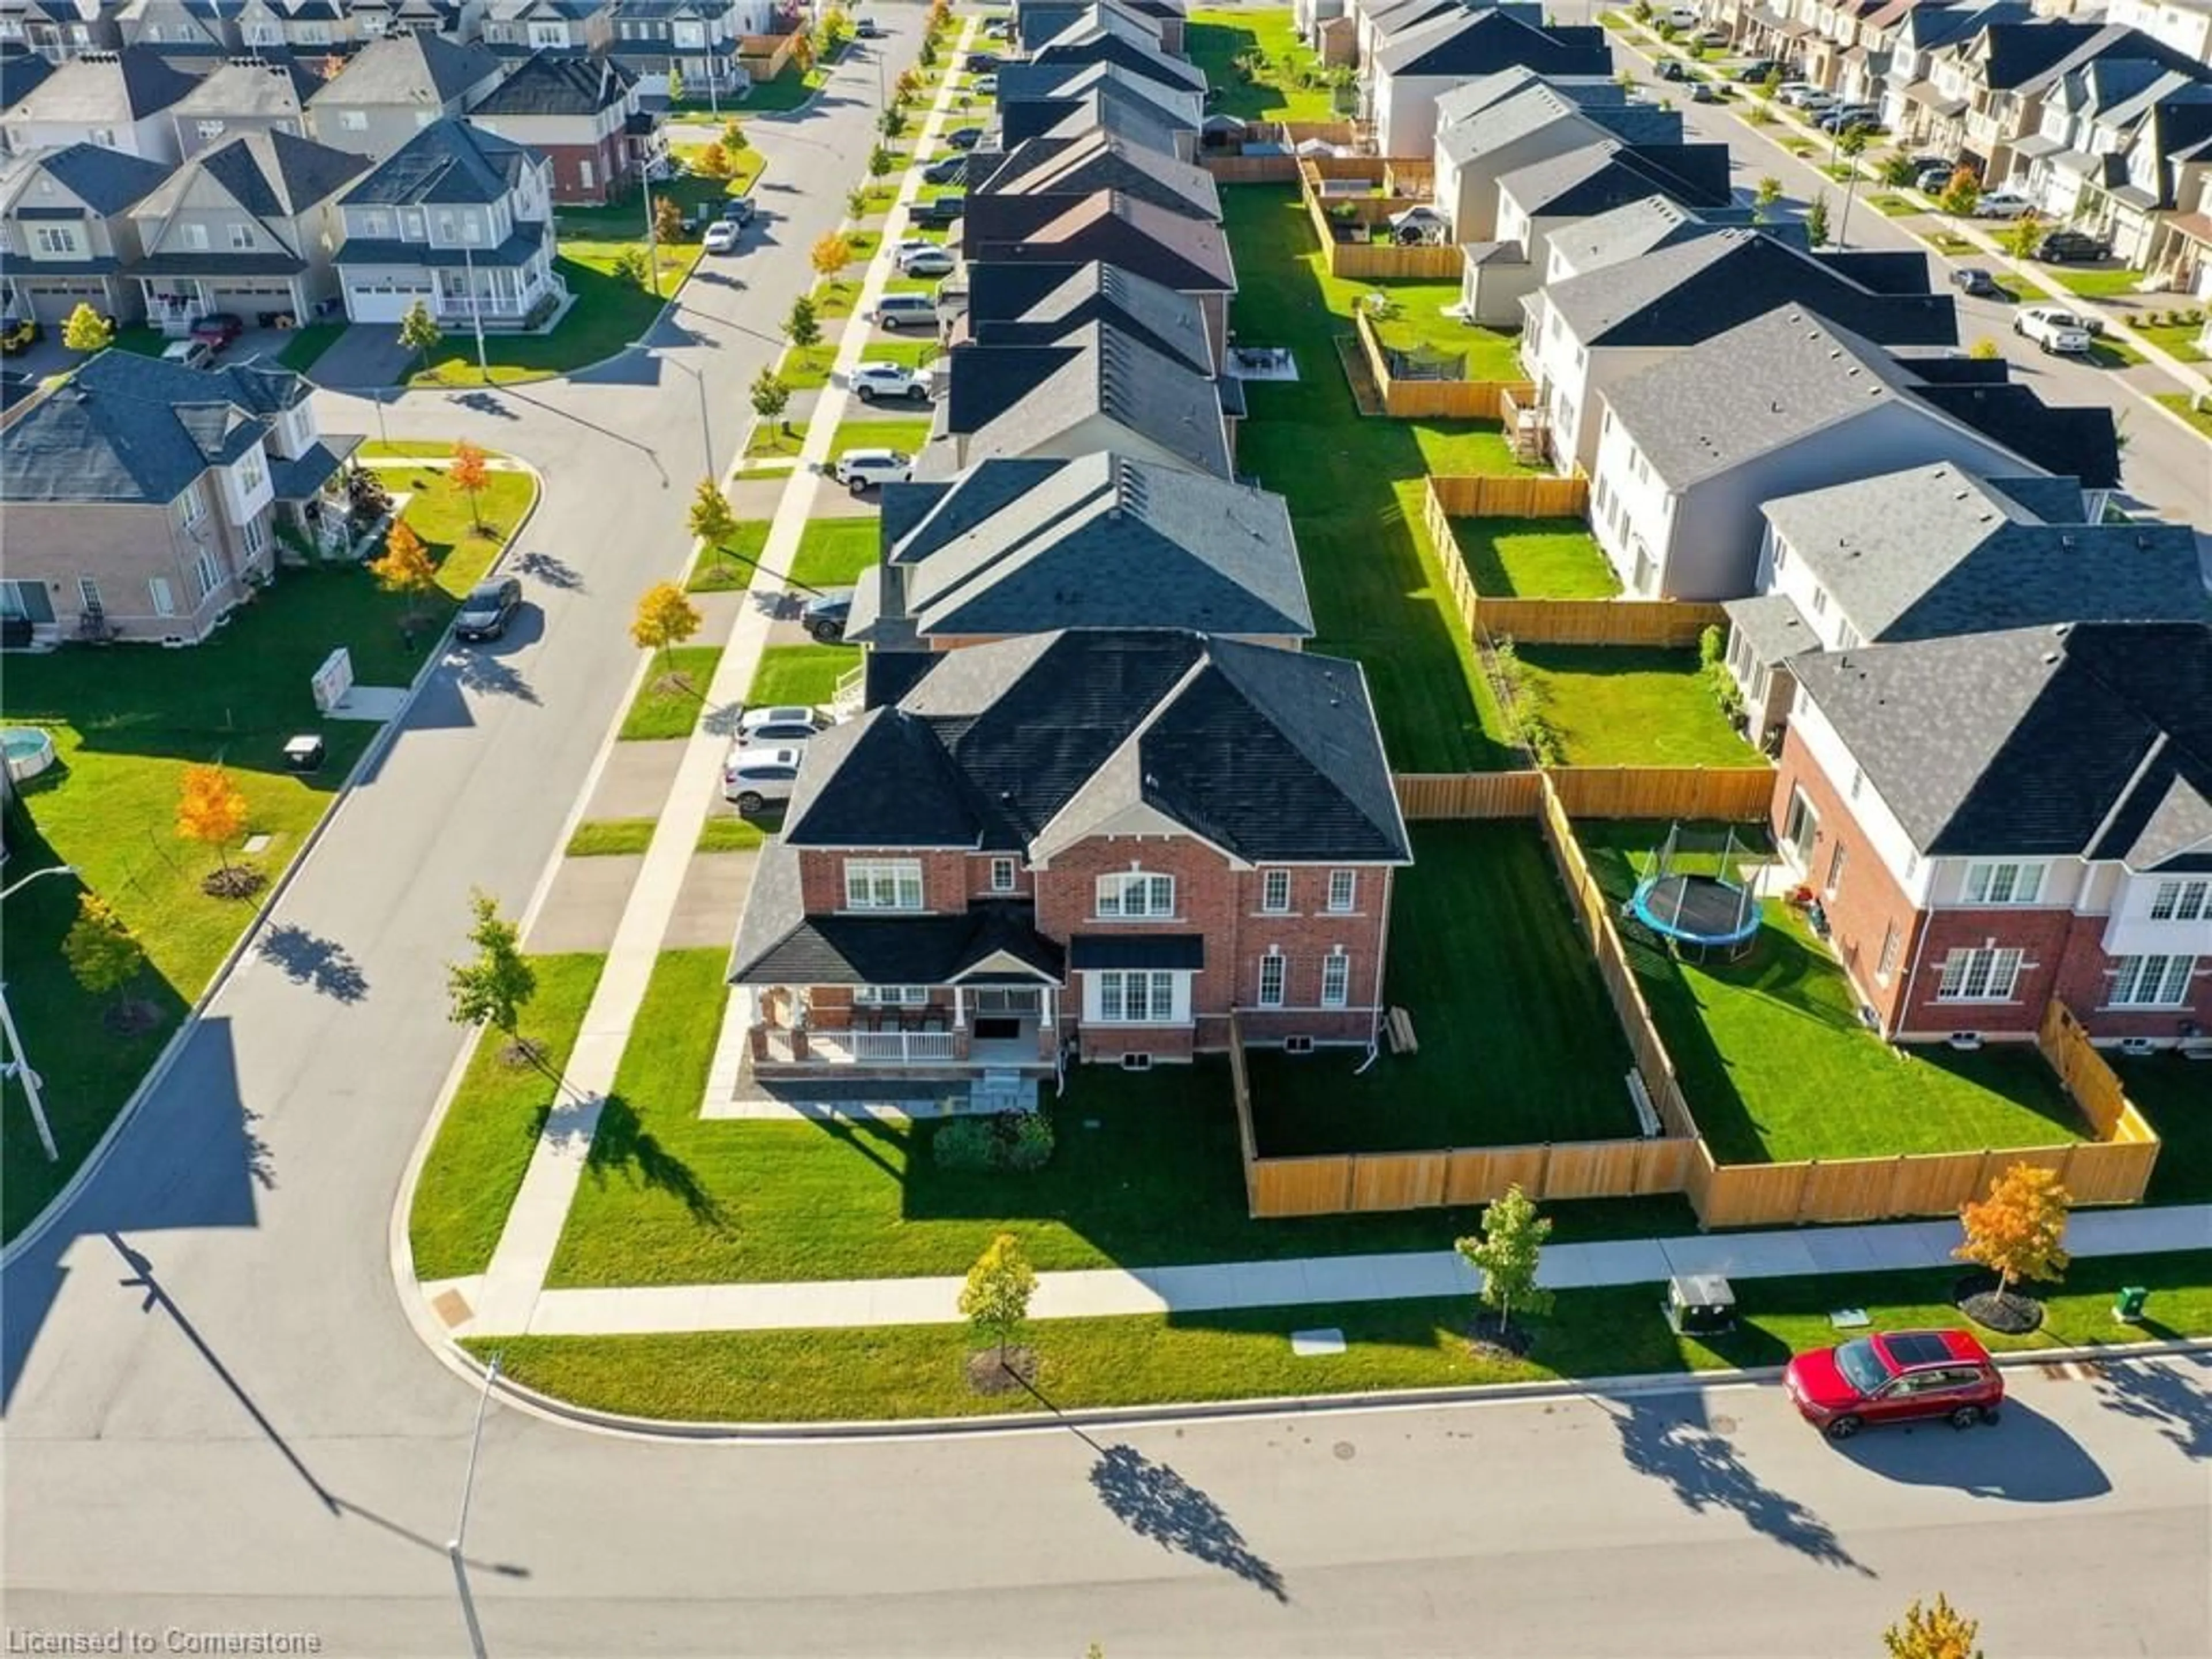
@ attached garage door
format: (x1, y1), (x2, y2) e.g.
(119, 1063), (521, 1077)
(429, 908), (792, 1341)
(344, 274), (433, 324)
(207, 281), (297, 322)
(21, 280), (108, 322)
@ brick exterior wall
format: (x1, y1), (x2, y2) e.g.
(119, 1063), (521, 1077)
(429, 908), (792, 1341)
(537, 132), (632, 204)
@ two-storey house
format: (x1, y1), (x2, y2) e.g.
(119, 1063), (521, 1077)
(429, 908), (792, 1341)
(1018, 0), (1184, 56)
(0, 347), (356, 644)
(2006, 54), (2204, 222)
(166, 56), (317, 157)
(1, 46), (197, 158)
(467, 51), (649, 204)
(131, 127), (368, 331)
(1772, 620), (2212, 1046)
(306, 31), (503, 161)
(606, 0), (758, 105)
(474, 0), (611, 59)
(2, 0), (127, 62)
(2105, 0), (2212, 66)
(0, 138), (168, 321)
(1364, 7), (1609, 158)
(728, 629), (1413, 1076)
(2080, 90), (2212, 268)
(232, 0), (358, 56)
(116, 0), (240, 56)
(1721, 461), (2207, 743)
(1879, 0), (2029, 153)
(332, 114), (562, 326)
(1430, 69), (1681, 243)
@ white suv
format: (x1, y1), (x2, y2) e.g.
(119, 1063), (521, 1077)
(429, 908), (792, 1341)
(722, 747), (803, 813)
(834, 448), (913, 493)
(850, 362), (929, 403)
(734, 704), (833, 748)
(2014, 304), (2094, 354)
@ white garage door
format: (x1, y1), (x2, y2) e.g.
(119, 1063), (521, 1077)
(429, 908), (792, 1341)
(345, 275), (433, 324)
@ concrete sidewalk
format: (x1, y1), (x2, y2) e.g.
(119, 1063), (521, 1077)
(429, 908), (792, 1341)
(439, 1202), (2212, 1338)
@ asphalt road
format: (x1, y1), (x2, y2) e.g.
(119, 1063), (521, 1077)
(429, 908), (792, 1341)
(6, 20), (2210, 1658)
(1614, 48), (2212, 537)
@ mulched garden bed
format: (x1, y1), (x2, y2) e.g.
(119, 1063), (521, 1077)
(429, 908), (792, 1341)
(1955, 1270), (2046, 1334)
(965, 1346), (1039, 1396)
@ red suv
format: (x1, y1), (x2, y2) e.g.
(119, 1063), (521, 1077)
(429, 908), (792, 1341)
(1783, 1330), (2003, 1441)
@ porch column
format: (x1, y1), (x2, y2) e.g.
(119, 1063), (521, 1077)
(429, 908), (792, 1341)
(1040, 986), (1056, 1029)
(952, 984), (965, 1031)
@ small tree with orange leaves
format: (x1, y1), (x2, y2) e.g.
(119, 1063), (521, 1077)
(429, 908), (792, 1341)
(810, 230), (854, 285)
(1883, 1594), (1983, 1659)
(368, 520), (440, 627)
(1956, 1161), (2071, 1330)
(448, 439), (491, 532)
(177, 764), (257, 897)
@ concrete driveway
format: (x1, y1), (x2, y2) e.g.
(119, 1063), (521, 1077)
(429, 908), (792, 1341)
(305, 324), (417, 391)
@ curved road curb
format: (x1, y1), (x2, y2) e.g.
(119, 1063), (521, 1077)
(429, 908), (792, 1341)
(2, 453), (549, 1271)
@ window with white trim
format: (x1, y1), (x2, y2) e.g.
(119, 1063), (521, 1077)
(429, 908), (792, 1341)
(1260, 869), (1290, 913)
(1963, 861), (2044, 906)
(228, 222), (253, 250)
(988, 857), (1017, 893)
(190, 549), (222, 603)
(1876, 923), (1902, 983)
(1936, 946), (2023, 1002)
(184, 223), (209, 250)
(843, 858), (923, 911)
(1825, 841), (1847, 897)
(149, 577), (176, 616)
(241, 515), (266, 556)
(853, 984), (929, 1006)
(2110, 955), (2194, 1008)
(1095, 872), (1174, 919)
(196, 118), (226, 139)
(2149, 878), (2209, 922)
(236, 446), (264, 495)
(1327, 870), (1356, 912)
(77, 577), (101, 614)
(1257, 952), (1285, 1007)
(1320, 950), (1350, 1008)
(32, 225), (78, 254)
(172, 480), (206, 528)
(1093, 969), (1182, 1024)
(339, 109), (368, 131)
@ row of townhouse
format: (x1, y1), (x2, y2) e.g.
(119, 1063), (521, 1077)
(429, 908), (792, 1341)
(722, 0), (1422, 1086)
(0, 0), (775, 97)
(1405, 40), (2212, 1048)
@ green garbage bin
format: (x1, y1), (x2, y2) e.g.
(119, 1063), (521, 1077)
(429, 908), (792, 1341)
(2115, 1286), (2149, 1323)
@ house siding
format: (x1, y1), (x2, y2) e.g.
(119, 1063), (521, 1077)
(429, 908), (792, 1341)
(3, 494), (273, 643)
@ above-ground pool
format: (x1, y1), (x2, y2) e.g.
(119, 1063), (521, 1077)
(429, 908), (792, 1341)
(2, 727), (56, 782)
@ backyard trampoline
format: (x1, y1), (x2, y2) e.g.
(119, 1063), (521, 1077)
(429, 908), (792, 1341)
(1627, 823), (1765, 960)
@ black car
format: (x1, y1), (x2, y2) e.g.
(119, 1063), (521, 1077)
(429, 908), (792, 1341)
(720, 195), (756, 225)
(1735, 57), (1787, 81)
(964, 50), (999, 71)
(2036, 229), (2112, 264)
(854, 16), (882, 36)
(1689, 82), (1722, 102)
(1950, 266), (2002, 298)
(943, 126), (984, 151)
(911, 193), (965, 226)
(1658, 58), (1687, 80)
(921, 153), (967, 185)
(801, 588), (853, 643)
(455, 575), (522, 641)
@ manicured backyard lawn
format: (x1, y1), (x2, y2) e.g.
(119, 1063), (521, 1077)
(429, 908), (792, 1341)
(2118, 1057), (2212, 1205)
(1247, 823), (1638, 1156)
(408, 955), (606, 1279)
(0, 453), (534, 1238)
(619, 646), (723, 740)
(688, 521), (769, 592)
(546, 952), (1683, 1291)
(1513, 646), (1764, 768)
(1578, 821), (2093, 1164)
(746, 642), (857, 707)
(566, 819), (657, 857)
(1226, 187), (1530, 771)
(1364, 283), (1524, 380)
(1186, 8), (1340, 122)
(788, 518), (880, 588)
(479, 1249), (2212, 1422)
(1450, 517), (1619, 597)
(829, 416), (931, 459)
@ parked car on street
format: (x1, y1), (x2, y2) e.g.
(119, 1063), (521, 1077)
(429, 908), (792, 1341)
(703, 219), (744, 254)
(455, 576), (523, 641)
(720, 195), (756, 225)
(943, 126), (984, 151)
(189, 312), (244, 347)
(964, 50), (999, 71)
(850, 361), (931, 403)
(1783, 1330), (2003, 1441)
(1973, 190), (2036, 219)
(922, 154), (967, 185)
(1658, 58), (1688, 80)
(734, 704), (833, 749)
(911, 194), (965, 228)
(801, 588), (853, 643)
(834, 447), (913, 493)
(1690, 82), (1722, 102)
(1949, 266), (2003, 298)
(897, 244), (957, 277)
(974, 74), (998, 96)
(2035, 228), (2112, 264)
(872, 293), (938, 330)
(723, 747), (803, 813)
(2015, 304), (2096, 353)
(854, 16), (882, 36)
(161, 339), (218, 370)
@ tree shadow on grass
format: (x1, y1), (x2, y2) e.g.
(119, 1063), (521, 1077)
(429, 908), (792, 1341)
(584, 1094), (725, 1229)
(1088, 1442), (1289, 1602)
(1605, 1395), (1873, 1574)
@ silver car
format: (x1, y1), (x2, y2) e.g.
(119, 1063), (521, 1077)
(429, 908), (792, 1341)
(723, 745), (803, 813)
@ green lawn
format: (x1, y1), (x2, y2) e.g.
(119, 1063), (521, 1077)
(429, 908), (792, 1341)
(410, 247), (694, 386)
(565, 819), (657, 857)
(1186, 8), (1342, 122)
(788, 519), (880, 588)
(360, 454), (535, 595)
(1247, 823), (1637, 1156)
(808, 279), (856, 320)
(619, 646), (723, 740)
(1512, 646), (1763, 767)
(2155, 392), (2212, 439)
(1450, 517), (1619, 598)
(1226, 187), (1531, 771)
(546, 952), (1676, 1290)
(0, 455), (533, 1238)
(697, 815), (768, 853)
(745, 643), (857, 707)
(2045, 266), (2147, 300)
(1867, 194), (1920, 218)
(745, 421), (808, 460)
(478, 1249), (2212, 1422)
(783, 338), (938, 391)
(2130, 319), (2208, 362)
(829, 417), (931, 459)
(688, 521), (769, 592)
(1363, 285), (1524, 380)
(275, 323), (346, 376)
(678, 62), (828, 115)
(1578, 822), (2093, 1164)
(667, 142), (768, 199)
(407, 955), (607, 1280)
(2117, 1058), (2212, 1205)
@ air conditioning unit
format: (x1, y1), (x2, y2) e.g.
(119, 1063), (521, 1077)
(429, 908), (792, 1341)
(1120, 1052), (1152, 1071)
(1283, 1035), (1315, 1055)
(2118, 1037), (2157, 1058)
(1946, 1031), (1984, 1051)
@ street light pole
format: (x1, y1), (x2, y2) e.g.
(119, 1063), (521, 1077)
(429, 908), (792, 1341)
(447, 1350), (501, 1659)
(461, 243), (488, 381)
(0, 863), (79, 1162)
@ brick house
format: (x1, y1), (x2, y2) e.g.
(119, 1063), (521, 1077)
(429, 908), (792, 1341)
(467, 51), (652, 204)
(1771, 620), (2212, 1048)
(0, 347), (358, 645)
(728, 630), (1412, 1078)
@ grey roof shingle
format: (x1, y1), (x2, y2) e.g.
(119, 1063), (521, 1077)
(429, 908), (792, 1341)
(1, 345), (308, 504)
(168, 56), (316, 119)
(975, 129), (1219, 221)
(957, 260), (1213, 373)
(0, 49), (55, 112)
(340, 115), (535, 205)
(1764, 463), (2206, 642)
(1722, 591), (1816, 662)
(7, 46), (199, 123)
(135, 126), (366, 224)
(310, 30), (499, 106)
(850, 452), (1310, 645)
(776, 631), (1411, 868)
(1790, 622), (2212, 865)
(965, 188), (1233, 290)
(1373, 6), (1609, 79)
(1539, 192), (1708, 273)
(471, 50), (633, 116)
(9, 139), (171, 213)
(1495, 139), (1734, 219)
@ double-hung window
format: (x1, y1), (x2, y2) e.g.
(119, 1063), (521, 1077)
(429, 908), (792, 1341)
(172, 480), (206, 528)
(2110, 955), (2194, 1008)
(190, 549), (222, 603)
(844, 858), (922, 911)
(1320, 950), (1350, 1008)
(1256, 952), (1285, 1007)
(1963, 861), (2044, 905)
(853, 984), (929, 1006)
(1327, 870), (1357, 913)
(1260, 869), (1290, 914)
(988, 857), (1017, 894)
(1096, 969), (1176, 1023)
(1936, 947), (2023, 1002)
(1096, 872), (1173, 919)
(2149, 879), (2209, 922)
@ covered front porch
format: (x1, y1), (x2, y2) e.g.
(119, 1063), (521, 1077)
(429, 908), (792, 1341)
(747, 983), (1062, 1071)
(137, 269), (316, 336)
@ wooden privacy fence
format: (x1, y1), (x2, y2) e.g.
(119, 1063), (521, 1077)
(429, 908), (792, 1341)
(1248, 1138), (1695, 1218)
(1331, 241), (1466, 281)
(736, 31), (800, 79)
(1205, 153), (1301, 183)
(1431, 473), (1589, 517)
(2038, 998), (2160, 1144)
(1686, 1136), (2162, 1229)
(1392, 771), (1543, 820)
(1391, 769), (1774, 823)
(1350, 310), (1525, 418)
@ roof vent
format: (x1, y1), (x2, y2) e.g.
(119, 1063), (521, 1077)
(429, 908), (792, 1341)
(2061, 533), (2077, 550)
(2052, 622), (2071, 635)
(2043, 652), (2060, 665)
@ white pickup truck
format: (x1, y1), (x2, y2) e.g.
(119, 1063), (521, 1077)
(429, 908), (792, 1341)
(2013, 304), (2096, 355)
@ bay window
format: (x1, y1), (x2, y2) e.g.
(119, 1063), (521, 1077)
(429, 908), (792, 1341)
(2109, 955), (2194, 1008)
(1090, 970), (1188, 1024)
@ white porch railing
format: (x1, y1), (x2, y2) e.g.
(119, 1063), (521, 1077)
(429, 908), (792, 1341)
(806, 1028), (959, 1063)
(830, 663), (866, 718)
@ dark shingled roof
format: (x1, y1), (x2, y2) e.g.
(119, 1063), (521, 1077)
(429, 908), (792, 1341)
(135, 128), (369, 225)
(0, 47), (55, 112)
(1373, 6), (1610, 79)
(956, 260), (1214, 373)
(1028, 23), (1205, 93)
(13, 141), (172, 214)
(1, 346), (309, 505)
(1495, 140), (1734, 220)
(472, 50), (635, 116)
(1789, 621), (2212, 866)
(974, 130), (1219, 221)
(310, 30), (501, 105)
(341, 116), (538, 205)
(962, 188), (1233, 291)
(8, 47), (199, 122)
(772, 631), (1410, 872)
